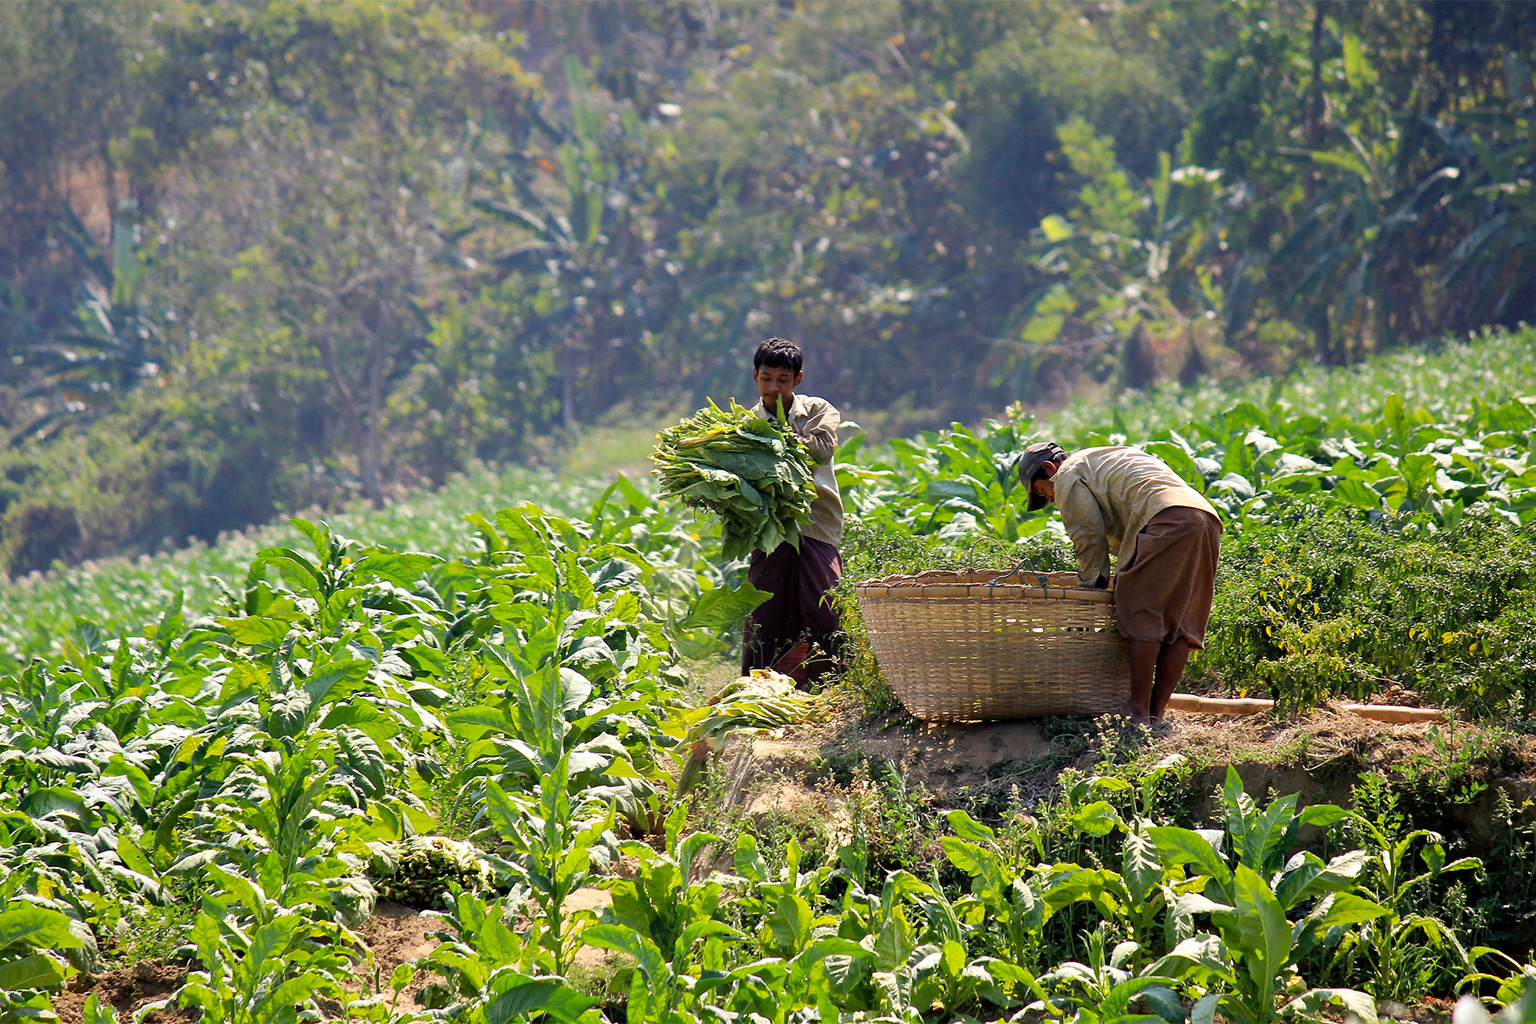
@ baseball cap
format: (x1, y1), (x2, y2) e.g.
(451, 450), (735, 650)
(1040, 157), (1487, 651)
(1017, 441), (1068, 511)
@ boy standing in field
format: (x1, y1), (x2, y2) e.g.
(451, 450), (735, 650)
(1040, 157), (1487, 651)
(1016, 441), (1221, 723)
(742, 337), (845, 686)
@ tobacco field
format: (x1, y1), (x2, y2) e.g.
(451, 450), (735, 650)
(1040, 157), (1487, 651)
(4, 328), (1536, 1023)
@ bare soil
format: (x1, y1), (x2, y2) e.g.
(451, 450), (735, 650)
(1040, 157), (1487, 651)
(56, 960), (195, 1024)
(350, 899), (441, 1006)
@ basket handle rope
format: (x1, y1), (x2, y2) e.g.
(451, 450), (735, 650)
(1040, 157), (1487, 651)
(987, 558), (1056, 598)
(962, 533), (989, 574)
(987, 557), (1054, 597)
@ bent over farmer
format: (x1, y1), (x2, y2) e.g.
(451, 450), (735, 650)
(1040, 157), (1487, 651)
(1017, 442), (1221, 722)
(741, 337), (845, 687)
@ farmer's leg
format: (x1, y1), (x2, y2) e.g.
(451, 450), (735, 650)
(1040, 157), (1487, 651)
(797, 538), (846, 686)
(742, 544), (796, 673)
(1150, 638), (1191, 720)
(1127, 640), (1160, 721)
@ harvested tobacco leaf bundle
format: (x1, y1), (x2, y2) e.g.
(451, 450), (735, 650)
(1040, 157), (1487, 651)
(368, 835), (495, 908)
(652, 399), (818, 561)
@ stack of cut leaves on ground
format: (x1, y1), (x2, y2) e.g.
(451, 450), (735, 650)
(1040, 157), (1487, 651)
(652, 399), (817, 560)
(368, 835), (499, 908)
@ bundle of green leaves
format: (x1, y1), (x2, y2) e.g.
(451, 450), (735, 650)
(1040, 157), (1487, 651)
(651, 399), (817, 561)
(368, 836), (496, 908)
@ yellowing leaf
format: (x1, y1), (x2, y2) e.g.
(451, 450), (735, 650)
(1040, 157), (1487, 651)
(1040, 214), (1073, 242)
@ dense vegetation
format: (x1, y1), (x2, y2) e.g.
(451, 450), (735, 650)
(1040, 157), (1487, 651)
(3, 325), (1536, 1021)
(840, 327), (1536, 717)
(5, 2), (1536, 1020)
(2, 0), (1535, 575)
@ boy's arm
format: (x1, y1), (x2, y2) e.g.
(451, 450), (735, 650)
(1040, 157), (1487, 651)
(1058, 481), (1111, 587)
(796, 399), (839, 465)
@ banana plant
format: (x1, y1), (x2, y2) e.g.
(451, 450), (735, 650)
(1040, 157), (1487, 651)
(1430, 114), (1536, 326)
(1273, 124), (1462, 357)
(12, 202), (163, 442)
(471, 59), (651, 432)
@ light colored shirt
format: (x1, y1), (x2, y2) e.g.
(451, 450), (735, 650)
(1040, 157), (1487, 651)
(750, 394), (843, 549)
(1053, 445), (1219, 585)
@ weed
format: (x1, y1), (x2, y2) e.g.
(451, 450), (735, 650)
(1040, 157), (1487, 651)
(1393, 723), (1520, 807)
(101, 898), (199, 971)
(1482, 792), (1536, 945)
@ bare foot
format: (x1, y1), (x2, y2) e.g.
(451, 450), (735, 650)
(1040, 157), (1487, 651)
(1122, 701), (1153, 723)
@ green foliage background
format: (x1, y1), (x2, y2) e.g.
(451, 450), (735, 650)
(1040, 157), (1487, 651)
(1, 1), (1534, 575)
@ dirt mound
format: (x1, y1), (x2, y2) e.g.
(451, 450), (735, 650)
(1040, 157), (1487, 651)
(55, 960), (194, 1024)
(710, 704), (1536, 825)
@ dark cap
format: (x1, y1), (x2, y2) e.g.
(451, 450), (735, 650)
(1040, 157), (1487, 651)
(1017, 442), (1068, 511)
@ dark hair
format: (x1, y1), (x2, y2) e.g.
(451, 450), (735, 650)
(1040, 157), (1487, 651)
(753, 337), (803, 373)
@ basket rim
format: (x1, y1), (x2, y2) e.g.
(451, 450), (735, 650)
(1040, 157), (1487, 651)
(854, 567), (1113, 603)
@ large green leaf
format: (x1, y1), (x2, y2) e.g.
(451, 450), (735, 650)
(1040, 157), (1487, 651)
(1221, 864), (1292, 987)
(0, 951), (72, 991)
(944, 809), (997, 843)
(1286, 987), (1377, 1024)
(1148, 827), (1232, 891)
(214, 615), (293, 645)
(352, 552), (444, 587)
(583, 924), (668, 981)
(484, 975), (597, 1023)
(1123, 826), (1165, 902)
(0, 906), (82, 951)
(679, 583), (771, 630)
(769, 894), (813, 954)
(1068, 800), (1122, 837)
(302, 658), (372, 706)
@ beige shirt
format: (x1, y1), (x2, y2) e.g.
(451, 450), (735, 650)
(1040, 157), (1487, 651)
(750, 394), (843, 549)
(1053, 445), (1219, 585)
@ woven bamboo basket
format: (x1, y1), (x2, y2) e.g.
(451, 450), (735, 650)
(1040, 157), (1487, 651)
(854, 568), (1129, 722)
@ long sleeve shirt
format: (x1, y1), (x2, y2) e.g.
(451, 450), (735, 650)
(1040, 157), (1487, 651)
(1053, 445), (1219, 585)
(749, 394), (844, 549)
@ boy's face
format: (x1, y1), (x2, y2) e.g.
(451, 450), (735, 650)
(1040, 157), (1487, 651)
(754, 364), (802, 415)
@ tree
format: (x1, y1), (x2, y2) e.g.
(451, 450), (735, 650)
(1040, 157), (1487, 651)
(156, 2), (532, 506)
(243, 119), (440, 507)
(1186, 1), (1536, 362)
